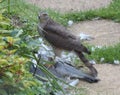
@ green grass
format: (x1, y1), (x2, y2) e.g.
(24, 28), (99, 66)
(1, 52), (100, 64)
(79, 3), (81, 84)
(87, 44), (120, 63)
(1, 0), (119, 24)
(0, 0), (63, 23)
(1, 0), (120, 25)
(63, 0), (120, 23)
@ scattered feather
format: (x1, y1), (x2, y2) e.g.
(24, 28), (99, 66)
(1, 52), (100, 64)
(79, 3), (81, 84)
(68, 20), (73, 26)
(91, 47), (95, 51)
(31, 59), (37, 68)
(69, 79), (79, 86)
(96, 45), (102, 49)
(79, 33), (94, 41)
(114, 60), (120, 65)
(89, 60), (96, 65)
(100, 57), (105, 62)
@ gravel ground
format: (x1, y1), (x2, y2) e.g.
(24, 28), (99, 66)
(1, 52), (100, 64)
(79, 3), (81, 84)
(69, 19), (120, 46)
(78, 64), (120, 95)
(27, 0), (112, 13)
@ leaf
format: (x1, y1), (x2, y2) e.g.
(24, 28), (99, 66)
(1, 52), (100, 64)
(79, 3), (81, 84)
(0, 14), (4, 20)
(5, 72), (13, 78)
(0, 45), (4, 50)
(2, 37), (15, 45)
(10, 30), (19, 37)
(15, 29), (23, 37)
(0, 79), (3, 83)
(0, 0), (5, 3)
(0, 89), (7, 95)
(0, 30), (11, 36)
(9, 49), (17, 54)
(11, 29), (23, 37)
(0, 14), (10, 22)
(27, 38), (41, 50)
(0, 21), (10, 26)
(0, 59), (8, 66)
(0, 9), (6, 14)
(23, 80), (37, 88)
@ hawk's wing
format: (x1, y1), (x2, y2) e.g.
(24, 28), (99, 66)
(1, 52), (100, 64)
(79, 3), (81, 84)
(42, 24), (89, 53)
(44, 24), (76, 39)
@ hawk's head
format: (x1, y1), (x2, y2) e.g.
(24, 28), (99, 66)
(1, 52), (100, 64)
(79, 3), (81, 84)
(38, 12), (49, 23)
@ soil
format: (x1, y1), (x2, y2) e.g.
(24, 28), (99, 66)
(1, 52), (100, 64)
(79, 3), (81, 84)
(78, 64), (120, 95)
(26, 0), (120, 95)
(27, 0), (112, 13)
(69, 20), (120, 46)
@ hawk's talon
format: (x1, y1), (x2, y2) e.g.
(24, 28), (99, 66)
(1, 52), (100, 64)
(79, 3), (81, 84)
(88, 66), (98, 77)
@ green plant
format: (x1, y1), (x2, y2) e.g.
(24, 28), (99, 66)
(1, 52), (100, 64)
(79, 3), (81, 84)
(0, 12), (67, 94)
(7, 0), (10, 13)
(87, 44), (120, 63)
(1, 0), (120, 26)
(0, 14), (47, 95)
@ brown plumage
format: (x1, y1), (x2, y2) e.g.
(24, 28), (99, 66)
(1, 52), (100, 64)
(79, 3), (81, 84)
(37, 12), (98, 77)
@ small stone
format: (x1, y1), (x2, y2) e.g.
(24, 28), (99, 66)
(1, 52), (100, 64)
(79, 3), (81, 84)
(69, 79), (79, 87)
(100, 57), (105, 62)
(31, 59), (37, 68)
(38, 38), (43, 43)
(68, 20), (73, 26)
(89, 60), (96, 65)
(91, 47), (95, 51)
(114, 60), (120, 65)
(79, 33), (94, 41)
(96, 45), (102, 49)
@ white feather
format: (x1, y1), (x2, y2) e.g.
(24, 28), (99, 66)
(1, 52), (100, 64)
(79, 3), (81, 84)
(114, 60), (120, 65)
(68, 20), (73, 26)
(69, 79), (79, 86)
(79, 33), (94, 41)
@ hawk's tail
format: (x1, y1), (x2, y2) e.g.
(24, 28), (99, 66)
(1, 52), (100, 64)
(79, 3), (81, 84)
(77, 44), (91, 54)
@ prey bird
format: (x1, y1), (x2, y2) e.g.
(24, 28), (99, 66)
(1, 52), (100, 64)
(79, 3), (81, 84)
(37, 12), (98, 77)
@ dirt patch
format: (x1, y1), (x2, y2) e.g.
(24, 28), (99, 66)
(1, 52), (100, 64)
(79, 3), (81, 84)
(69, 20), (120, 46)
(27, 0), (112, 13)
(78, 64), (120, 95)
